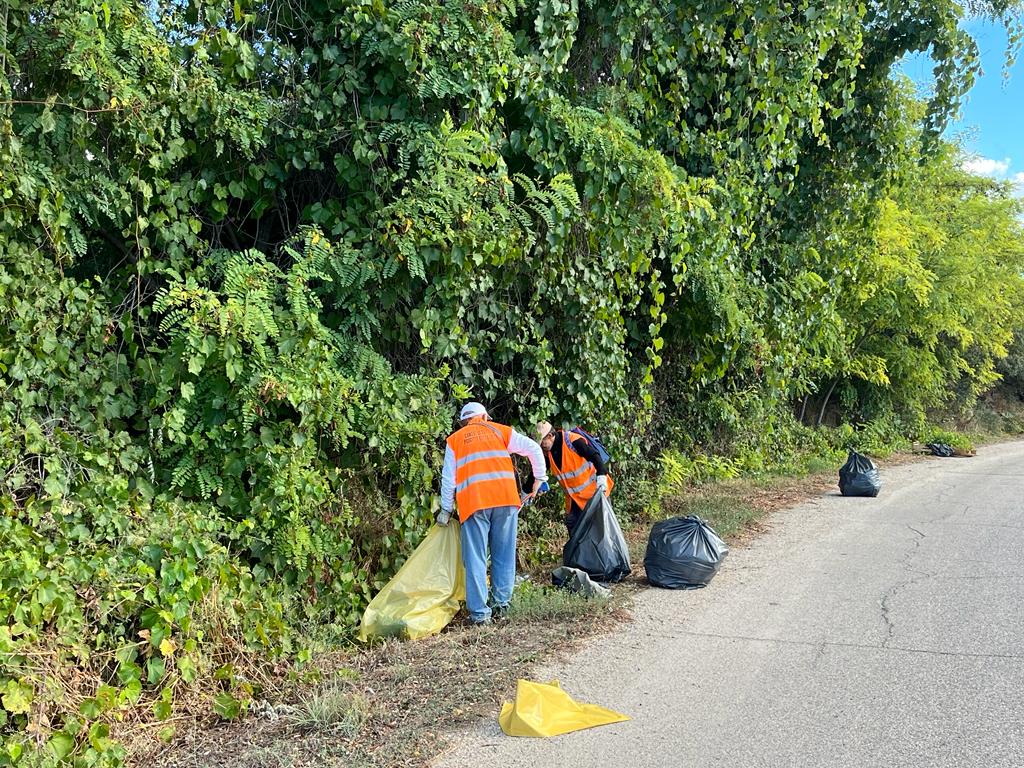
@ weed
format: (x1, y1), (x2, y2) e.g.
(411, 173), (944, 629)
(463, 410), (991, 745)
(388, 664), (415, 683)
(852, 416), (914, 456)
(506, 581), (610, 622)
(660, 493), (759, 540)
(285, 685), (370, 737)
(802, 455), (835, 475)
(658, 450), (741, 494)
(918, 426), (974, 452)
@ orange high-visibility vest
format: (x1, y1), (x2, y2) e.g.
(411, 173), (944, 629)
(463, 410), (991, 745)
(549, 430), (614, 513)
(447, 421), (521, 522)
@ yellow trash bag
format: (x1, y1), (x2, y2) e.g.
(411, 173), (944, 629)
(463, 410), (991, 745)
(498, 679), (630, 737)
(357, 522), (465, 642)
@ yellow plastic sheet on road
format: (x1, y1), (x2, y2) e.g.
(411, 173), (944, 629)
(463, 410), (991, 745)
(498, 679), (630, 737)
(357, 522), (465, 642)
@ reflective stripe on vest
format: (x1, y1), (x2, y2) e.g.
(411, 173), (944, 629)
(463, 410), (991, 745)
(447, 421), (521, 522)
(554, 464), (591, 482)
(564, 475), (597, 496)
(456, 470), (517, 493)
(455, 450), (511, 470)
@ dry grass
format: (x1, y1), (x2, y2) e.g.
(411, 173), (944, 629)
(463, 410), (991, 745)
(642, 471), (835, 546)
(137, 590), (625, 768)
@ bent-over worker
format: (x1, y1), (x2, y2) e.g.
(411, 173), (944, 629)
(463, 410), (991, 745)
(536, 421), (613, 536)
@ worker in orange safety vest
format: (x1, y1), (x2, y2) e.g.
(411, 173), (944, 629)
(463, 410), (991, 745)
(437, 402), (547, 625)
(535, 421), (613, 535)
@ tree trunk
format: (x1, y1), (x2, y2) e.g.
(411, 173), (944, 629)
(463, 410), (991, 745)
(816, 378), (841, 427)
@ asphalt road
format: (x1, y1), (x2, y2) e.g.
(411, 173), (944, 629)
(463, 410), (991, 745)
(434, 441), (1024, 768)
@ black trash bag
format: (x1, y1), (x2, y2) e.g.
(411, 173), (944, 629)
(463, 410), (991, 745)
(562, 492), (631, 583)
(926, 442), (955, 457)
(839, 449), (882, 497)
(644, 516), (728, 589)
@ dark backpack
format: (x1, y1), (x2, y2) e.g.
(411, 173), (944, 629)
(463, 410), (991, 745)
(564, 426), (612, 465)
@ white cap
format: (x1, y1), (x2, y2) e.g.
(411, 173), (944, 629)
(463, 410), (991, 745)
(459, 402), (488, 421)
(536, 421), (554, 441)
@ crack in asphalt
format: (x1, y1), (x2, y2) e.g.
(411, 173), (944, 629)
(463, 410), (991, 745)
(924, 504), (970, 524)
(878, 524), (931, 647)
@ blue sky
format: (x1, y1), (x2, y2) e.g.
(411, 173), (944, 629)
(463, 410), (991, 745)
(900, 18), (1024, 192)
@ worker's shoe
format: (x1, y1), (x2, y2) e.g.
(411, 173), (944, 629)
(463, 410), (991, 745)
(468, 616), (492, 627)
(491, 605), (510, 623)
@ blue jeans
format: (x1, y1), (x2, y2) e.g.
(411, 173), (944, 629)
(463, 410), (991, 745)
(460, 505), (518, 622)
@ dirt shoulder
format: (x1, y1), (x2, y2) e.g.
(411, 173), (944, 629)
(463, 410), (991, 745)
(140, 601), (629, 768)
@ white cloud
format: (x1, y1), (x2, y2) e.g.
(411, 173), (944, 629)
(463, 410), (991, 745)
(962, 155), (1012, 177)
(1012, 172), (1024, 199)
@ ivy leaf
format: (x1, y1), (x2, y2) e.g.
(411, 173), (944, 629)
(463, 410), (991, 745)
(79, 698), (102, 719)
(147, 657), (166, 685)
(88, 722), (112, 752)
(47, 732), (76, 761)
(120, 677), (143, 704)
(178, 655), (198, 684)
(42, 472), (65, 497)
(1, 680), (33, 714)
(159, 637), (176, 657)
(213, 693), (242, 720)
(153, 697), (172, 720)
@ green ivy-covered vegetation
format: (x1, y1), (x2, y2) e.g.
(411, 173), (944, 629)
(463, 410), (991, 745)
(2, 0), (1024, 763)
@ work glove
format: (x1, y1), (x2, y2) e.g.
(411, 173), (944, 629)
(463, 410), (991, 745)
(527, 479), (549, 501)
(595, 475), (609, 494)
(521, 480), (549, 508)
(436, 508), (452, 526)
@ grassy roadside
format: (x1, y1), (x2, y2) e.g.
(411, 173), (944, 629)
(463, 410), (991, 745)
(135, 470), (849, 768)
(139, 593), (627, 768)
(132, 399), (1024, 768)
